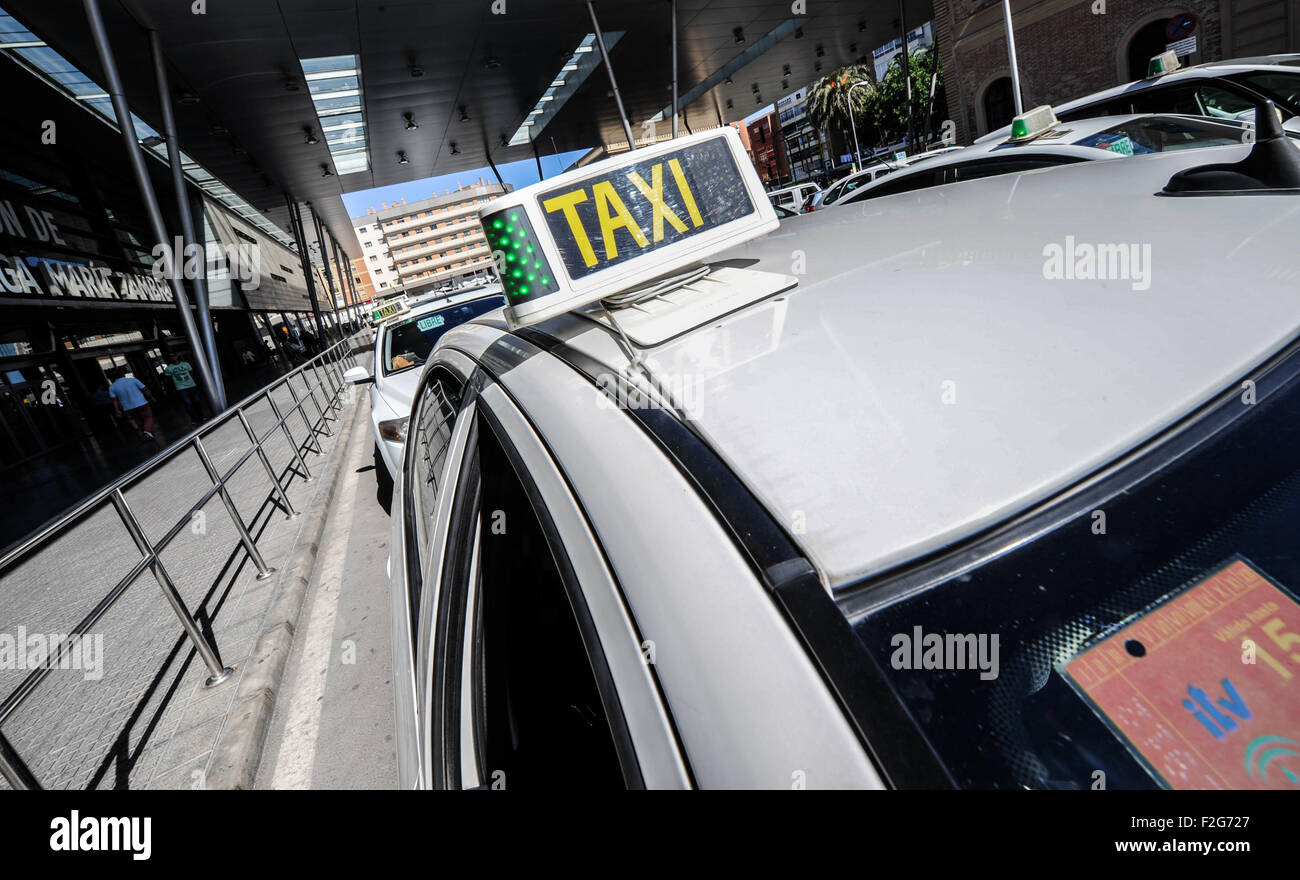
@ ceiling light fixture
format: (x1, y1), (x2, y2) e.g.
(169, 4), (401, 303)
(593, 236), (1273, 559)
(449, 142), (460, 155)
(409, 64), (424, 77)
(858, 20), (867, 32)
(484, 56), (500, 70)
(304, 127), (319, 144)
(404, 112), (418, 131)
(794, 27), (803, 39)
(320, 163), (333, 177)
(733, 27), (745, 44)
(458, 105), (470, 121)
(397, 151), (409, 165)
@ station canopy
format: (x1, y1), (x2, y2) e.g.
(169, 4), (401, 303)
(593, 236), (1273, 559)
(1, 0), (931, 256)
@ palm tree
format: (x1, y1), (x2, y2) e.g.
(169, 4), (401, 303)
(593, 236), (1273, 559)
(806, 64), (876, 154)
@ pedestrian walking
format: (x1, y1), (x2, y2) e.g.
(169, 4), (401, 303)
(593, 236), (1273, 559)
(108, 368), (155, 440)
(164, 351), (203, 425)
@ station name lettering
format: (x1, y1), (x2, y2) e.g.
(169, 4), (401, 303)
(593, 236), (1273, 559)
(0, 197), (173, 302)
(542, 159), (704, 268)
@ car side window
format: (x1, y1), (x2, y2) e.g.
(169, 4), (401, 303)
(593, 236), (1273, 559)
(947, 156), (1084, 182)
(1130, 82), (1255, 119)
(460, 413), (628, 789)
(407, 368), (465, 616)
(842, 169), (941, 203)
(1228, 71), (1300, 115)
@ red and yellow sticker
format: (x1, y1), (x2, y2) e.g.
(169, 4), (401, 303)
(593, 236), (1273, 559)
(1063, 558), (1300, 789)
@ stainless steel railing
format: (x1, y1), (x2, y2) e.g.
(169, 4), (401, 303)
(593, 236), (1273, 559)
(0, 329), (373, 790)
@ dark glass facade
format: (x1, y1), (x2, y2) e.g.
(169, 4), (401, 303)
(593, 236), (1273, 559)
(0, 52), (355, 548)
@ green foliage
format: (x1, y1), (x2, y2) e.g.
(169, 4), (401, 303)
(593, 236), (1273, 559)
(806, 64), (876, 145)
(861, 48), (945, 149)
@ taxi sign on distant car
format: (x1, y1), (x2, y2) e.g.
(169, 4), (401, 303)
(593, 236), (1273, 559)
(1008, 105), (1061, 142)
(371, 295), (409, 324)
(477, 126), (778, 328)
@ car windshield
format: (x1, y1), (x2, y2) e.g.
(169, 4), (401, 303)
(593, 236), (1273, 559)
(383, 296), (503, 375)
(1073, 115), (1246, 153)
(846, 348), (1300, 789)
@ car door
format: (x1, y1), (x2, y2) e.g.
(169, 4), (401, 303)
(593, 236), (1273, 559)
(393, 351), (477, 789)
(419, 375), (690, 789)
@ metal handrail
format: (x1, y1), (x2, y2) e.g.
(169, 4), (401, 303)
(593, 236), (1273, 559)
(0, 329), (373, 790)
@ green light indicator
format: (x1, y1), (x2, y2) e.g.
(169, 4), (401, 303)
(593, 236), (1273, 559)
(526, 246), (533, 253)
(519, 285), (530, 295)
(492, 220), (502, 229)
(542, 277), (550, 285)
(527, 273), (535, 281)
(511, 213), (519, 221)
(505, 226), (513, 233)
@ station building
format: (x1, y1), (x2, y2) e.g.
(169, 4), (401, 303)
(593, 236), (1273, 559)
(0, 44), (351, 529)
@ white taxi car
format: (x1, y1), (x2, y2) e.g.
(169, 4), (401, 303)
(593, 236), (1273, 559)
(977, 52), (1300, 144)
(807, 147), (966, 212)
(834, 109), (1251, 207)
(344, 286), (503, 507)
(388, 123), (1300, 789)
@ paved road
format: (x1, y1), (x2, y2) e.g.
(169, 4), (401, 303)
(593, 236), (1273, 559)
(257, 398), (398, 789)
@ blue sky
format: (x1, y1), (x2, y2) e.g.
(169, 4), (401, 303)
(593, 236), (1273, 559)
(341, 149), (590, 218)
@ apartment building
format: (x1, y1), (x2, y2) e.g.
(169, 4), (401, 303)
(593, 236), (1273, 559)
(353, 179), (512, 298)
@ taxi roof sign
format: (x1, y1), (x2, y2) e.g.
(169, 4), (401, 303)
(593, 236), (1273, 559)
(1007, 105), (1060, 142)
(478, 127), (779, 329)
(371, 294), (410, 324)
(1147, 50), (1182, 77)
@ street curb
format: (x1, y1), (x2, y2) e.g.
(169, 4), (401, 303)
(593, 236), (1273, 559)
(206, 391), (364, 790)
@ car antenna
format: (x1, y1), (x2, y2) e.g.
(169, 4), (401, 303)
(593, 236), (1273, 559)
(1161, 100), (1300, 196)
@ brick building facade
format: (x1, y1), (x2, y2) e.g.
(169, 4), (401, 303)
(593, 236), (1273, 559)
(746, 111), (791, 185)
(934, 0), (1299, 143)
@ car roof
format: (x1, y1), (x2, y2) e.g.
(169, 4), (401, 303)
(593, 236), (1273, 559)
(523, 141), (1299, 588)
